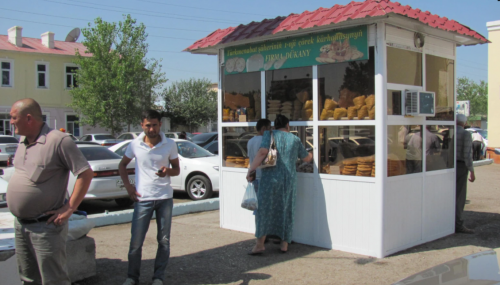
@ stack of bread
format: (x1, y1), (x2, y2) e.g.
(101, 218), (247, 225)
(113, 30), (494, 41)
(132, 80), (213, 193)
(320, 98), (337, 120)
(371, 164), (375, 177)
(341, 157), (358, 176)
(244, 157), (250, 168)
(226, 156), (246, 168)
(356, 156), (374, 176)
(387, 159), (401, 176)
(366, 94), (375, 120)
(281, 101), (293, 118)
(267, 100), (281, 121)
(302, 100), (313, 120)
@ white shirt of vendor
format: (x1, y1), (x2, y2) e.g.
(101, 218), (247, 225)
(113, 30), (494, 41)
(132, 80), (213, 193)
(7, 124), (91, 219)
(124, 132), (178, 201)
(472, 132), (483, 142)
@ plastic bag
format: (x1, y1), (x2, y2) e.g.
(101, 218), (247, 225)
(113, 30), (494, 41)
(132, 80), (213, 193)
(241, 183), (258, 211)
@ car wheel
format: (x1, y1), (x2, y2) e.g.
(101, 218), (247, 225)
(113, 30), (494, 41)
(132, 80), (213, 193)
(115, 198), (134, 207)
(187, 175), (212, 200)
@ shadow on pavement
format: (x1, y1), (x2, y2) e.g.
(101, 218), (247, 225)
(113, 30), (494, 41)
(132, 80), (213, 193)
(78, 239), (326, 285)
(393, 210), (500, 257)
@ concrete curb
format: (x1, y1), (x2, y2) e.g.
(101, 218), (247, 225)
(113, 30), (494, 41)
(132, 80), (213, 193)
(88, 198), (219, 228)
(473, 159), (493, 167)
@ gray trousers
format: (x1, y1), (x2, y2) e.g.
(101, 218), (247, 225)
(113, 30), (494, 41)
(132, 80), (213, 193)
(14, 219), (71, 285)
(455, 161), (468, 229)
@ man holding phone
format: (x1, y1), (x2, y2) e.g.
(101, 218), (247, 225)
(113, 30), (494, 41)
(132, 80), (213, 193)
(118, 110), (180, 285)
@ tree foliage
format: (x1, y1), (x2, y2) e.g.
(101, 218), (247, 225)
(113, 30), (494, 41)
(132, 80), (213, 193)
(70, 15), (166, 135)
(161, 78), (217, 131)
(457, 77), (488, 117)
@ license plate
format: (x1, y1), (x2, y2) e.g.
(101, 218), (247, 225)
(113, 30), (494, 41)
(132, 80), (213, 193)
(6, 147), (17, 153)
(117, 179), (135, 188)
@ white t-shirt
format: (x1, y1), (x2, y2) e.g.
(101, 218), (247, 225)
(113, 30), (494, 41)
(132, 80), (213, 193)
(247, 135), (263, 179)
(124, 132), (179, 201)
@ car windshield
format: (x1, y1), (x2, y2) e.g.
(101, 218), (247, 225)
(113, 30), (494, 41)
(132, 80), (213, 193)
(79, 146), (122, 161)
(0, 137), (19, 143)
(176, 141), (214, 158)
(94, 135), (115, 140)
(192, 133), (215, 143)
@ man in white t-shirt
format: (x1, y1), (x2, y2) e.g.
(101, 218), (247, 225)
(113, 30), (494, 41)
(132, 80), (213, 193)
(247, 119), (271, 194)
(118, 110), (180, 285)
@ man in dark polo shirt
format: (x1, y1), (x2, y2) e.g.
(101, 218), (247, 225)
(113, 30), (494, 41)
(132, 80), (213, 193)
(7, 98), (94, 285)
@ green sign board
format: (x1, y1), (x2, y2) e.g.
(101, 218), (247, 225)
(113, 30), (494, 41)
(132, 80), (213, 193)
(224, 26), (368, 74)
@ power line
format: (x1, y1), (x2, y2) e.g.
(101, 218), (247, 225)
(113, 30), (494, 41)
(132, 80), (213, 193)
(63, 0), (237, 24)
(163, 67), (215, 75)
(457, 63), (487, 72)
(0, 16), (197, 40)
(2, 9), (214, 32)
(0, 16), (75, 28)
(39, 0), (237, 24)
(136, 0), (273, 17)
(149, 50), (183, 53)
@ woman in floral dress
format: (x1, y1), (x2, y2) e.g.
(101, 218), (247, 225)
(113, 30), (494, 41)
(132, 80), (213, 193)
(247, 115), (313, 254)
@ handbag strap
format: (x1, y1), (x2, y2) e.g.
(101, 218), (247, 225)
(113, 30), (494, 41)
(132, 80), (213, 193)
(270, 131), (275, 149)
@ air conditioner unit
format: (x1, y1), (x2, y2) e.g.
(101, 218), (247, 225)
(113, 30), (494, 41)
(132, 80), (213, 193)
(405, 91), (435, 117)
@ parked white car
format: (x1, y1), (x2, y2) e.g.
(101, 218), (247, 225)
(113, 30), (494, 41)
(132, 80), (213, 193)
(1, 144), (136, 207)
(116, 132), (142, 140)
(0, 135), (19, 164)
(109, 138), (220, 200)
(0, 177), (7, 207)
(79, 134), (123, 147)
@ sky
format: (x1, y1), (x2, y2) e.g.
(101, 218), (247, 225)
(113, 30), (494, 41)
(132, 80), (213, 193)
(0, 0), (497, 86)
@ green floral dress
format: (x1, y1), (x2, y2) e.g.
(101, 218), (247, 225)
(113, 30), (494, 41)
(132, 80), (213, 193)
(255, 130), (309, 243)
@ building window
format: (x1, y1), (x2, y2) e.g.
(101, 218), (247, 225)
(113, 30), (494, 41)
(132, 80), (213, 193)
(66, 66), (78, 88)
(317, 47), (375, 121)
(222, 72), (261, 122)
(66, 115), (80, 137)
(265, 66), (313, 121)
(387, 47), (422, 86)
(37, 64), (48, 88)
(319, 125), (375, 176)
(1, 61), (12, 87)
(425, 55), (455, 121)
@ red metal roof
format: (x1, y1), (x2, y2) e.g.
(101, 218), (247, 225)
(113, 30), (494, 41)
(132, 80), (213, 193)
(0, 35), (91, 57)
(186, 0), (487, 51)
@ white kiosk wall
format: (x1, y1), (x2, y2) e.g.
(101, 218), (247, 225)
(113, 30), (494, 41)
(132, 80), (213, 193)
(217, 23), (456, 258)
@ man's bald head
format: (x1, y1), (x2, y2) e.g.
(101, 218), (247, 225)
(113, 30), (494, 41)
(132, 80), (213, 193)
(13, 98), (43, 121)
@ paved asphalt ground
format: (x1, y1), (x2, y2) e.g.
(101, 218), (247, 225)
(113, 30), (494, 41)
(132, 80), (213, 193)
(76, 163), (500, 285)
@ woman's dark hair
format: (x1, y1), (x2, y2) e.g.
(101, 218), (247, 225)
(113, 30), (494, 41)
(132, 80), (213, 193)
(274, 114), (289, 130)
(179, 131), (187, 139)
(141, 109), (162, 122)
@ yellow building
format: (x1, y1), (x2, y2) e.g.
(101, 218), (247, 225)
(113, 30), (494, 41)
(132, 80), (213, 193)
(487, 21), (500, 161)
(0, 26), (107, 136)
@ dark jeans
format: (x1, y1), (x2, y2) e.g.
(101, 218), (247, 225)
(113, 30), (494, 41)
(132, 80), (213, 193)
(456, 161), (468, 229)
(127, 198), (173, 282)
(472, 141), (482, 161)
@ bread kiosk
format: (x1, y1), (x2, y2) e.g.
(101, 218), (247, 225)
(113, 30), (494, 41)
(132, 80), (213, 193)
(185, 0), (488, 257)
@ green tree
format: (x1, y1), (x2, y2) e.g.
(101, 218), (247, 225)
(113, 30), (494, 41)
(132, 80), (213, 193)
(70, 15), (166, 135)
(456, 77), (488, 117)
(162, 78), (217, 131)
